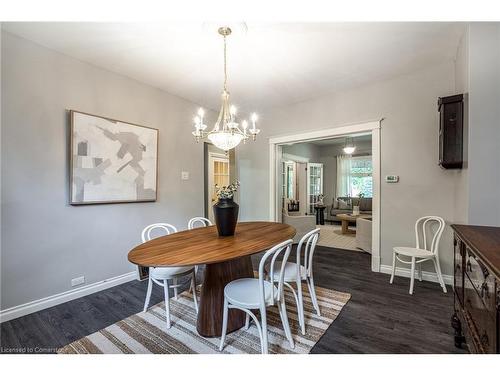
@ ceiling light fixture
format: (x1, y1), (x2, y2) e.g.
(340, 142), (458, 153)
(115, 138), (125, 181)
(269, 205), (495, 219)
(192, 26), (260, 152)
(343, 137), (356, 155)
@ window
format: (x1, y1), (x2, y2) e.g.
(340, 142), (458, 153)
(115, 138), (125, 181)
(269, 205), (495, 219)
(350, 157), (372, 197)
(281, 161), (296, 206)
(337, 155), (372, 198)
(307, 163), (323, 214)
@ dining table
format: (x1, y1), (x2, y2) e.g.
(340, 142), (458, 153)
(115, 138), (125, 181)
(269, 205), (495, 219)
(127, 221), (296, 337)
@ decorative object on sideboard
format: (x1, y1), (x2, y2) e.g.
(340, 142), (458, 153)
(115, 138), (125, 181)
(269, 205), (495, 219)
(213, 181), (240, 236)
(438, 94), (464, 169)
(191, 27), (260, 152)
(70, 110), (158, 205)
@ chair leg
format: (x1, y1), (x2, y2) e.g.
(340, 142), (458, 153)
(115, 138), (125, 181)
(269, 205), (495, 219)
(260, 307), (269, 354)
(418, 263), (423, 281)
(191, 271), (198, 312)
(163, 279), (171, 328)
(244, 313), (250, 330)
(433, 257), (447, 293)
(409, 257), (416, 295)
(278, 298), (295, 349)
(173, 277), (178, 300)
(390, 251), (396, 284)
(218, 298), (229, 352)
(297, 280), (306, 335)
(143, 276), (153, 312)
(307, 276), (321, 317)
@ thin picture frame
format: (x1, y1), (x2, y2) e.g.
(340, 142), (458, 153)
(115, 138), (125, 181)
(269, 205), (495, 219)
(69, 110), (159, 205)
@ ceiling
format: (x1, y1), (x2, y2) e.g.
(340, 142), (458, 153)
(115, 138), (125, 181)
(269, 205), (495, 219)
(2, 22), (465, 112)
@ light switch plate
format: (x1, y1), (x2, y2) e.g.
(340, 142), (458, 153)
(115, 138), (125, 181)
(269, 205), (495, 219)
(385, 175), (399, 183)
(181, 171), (189, 180)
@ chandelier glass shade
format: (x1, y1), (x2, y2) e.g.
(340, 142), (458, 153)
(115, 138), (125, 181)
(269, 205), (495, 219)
(192, 27), (260, 152)
(343, 137), (356, 154)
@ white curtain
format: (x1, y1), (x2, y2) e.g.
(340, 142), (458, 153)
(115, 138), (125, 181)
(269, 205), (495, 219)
(336, 155), (352, 197)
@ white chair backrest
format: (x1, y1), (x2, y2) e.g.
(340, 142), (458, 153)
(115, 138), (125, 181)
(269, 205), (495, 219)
(296, 228), (320, 276)
(258, 239), (293, 305)
(414, 216), (445, 254)
(141, 223), (178, 243)
(188, 217), (212, 229)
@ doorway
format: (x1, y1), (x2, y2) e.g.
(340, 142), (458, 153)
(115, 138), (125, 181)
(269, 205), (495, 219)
(204, 143), (237, 222)
(269, 120), (381, 272)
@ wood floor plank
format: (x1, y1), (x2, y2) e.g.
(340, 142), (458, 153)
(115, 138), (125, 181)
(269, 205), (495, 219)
(0, 246), (467, 354)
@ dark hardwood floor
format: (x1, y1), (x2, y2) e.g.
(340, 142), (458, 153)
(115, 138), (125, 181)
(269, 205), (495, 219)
(0, 246), (466, 354)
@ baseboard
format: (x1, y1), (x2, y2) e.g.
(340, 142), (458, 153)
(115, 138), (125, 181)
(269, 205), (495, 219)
(0, 271), (137, 323)
(379, 264), (453, 286)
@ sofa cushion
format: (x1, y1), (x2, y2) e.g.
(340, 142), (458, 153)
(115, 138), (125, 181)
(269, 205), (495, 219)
(359, 198), (372, 211)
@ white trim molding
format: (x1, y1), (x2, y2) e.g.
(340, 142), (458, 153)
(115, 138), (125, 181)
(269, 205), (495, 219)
(0, 271), (137, 323)
(380, 265), (453, 286)
(269, 119), (382, 272)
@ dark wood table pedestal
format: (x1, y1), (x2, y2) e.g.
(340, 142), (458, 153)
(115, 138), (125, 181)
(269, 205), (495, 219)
(196, 256), (253, 337)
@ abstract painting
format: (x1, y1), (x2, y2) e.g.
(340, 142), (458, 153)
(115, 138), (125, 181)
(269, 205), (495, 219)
(70, 110), (158, 204)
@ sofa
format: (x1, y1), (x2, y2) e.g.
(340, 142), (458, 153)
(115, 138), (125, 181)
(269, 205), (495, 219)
(282, 202), (316, 243)
(327, 196), (372, 222)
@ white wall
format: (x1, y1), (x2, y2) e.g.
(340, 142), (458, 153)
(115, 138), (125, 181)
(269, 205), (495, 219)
(238, 62), (458, 276)
(1, 32), (215, 310)
(453, 27), (469, 224)
(282, 143), (320, 161)
(467, 23), (500, 226)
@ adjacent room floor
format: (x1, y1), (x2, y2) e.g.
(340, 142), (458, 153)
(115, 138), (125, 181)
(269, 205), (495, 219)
(0, 247), (466, 354)
(316, 224), (362, 252)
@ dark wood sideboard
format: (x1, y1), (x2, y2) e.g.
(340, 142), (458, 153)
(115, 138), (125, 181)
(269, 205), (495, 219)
(451, 225), (500, 353)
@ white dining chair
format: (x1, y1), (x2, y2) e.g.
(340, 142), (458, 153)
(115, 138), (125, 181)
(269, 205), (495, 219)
(390, 216), (447, 295)
(188, 216), (212, 229)
(219, 239), (294, 354)
(187, 217), (212, 289)
(142, 223), (198, 329)
(265, 228), (321, 335)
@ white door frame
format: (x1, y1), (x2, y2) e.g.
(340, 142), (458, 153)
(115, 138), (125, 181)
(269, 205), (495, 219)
(207, 151), (230, 222)
(269, 120), (382, 272)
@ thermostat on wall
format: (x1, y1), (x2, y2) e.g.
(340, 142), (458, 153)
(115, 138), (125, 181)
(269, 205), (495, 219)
(385, 175), (399, 183)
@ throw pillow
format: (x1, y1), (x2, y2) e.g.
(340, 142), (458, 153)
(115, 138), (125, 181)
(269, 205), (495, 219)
(338, 198), (350, 210)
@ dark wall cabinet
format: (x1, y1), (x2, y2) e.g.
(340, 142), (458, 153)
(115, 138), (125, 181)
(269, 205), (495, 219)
(438, 94), (464, 169)
(451, 225), (500, 353)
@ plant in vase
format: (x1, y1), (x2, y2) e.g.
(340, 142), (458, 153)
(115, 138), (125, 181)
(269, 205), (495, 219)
(213, 181), (240, 236)
(353, 192), (364, 216)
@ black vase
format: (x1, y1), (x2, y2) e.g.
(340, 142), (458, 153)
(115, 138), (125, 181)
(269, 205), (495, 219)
(213, 197), (239, 236)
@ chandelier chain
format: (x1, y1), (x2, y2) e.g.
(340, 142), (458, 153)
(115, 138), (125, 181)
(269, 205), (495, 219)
(223, 35), (227, 92)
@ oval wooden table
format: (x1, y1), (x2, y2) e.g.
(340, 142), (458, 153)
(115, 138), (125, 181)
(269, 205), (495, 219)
(128, 221), (296, 337)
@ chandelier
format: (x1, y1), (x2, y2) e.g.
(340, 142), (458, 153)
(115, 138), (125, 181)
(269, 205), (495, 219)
(192, 26), (260, 151)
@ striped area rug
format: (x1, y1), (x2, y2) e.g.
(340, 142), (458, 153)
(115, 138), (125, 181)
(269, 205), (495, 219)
(58, 284), (350, 354)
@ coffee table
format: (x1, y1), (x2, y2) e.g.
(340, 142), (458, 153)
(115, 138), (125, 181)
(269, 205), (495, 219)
(337, 213), (372, 234)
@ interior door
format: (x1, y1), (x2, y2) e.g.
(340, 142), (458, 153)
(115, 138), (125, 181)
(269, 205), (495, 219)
(307, 162), (324, 214)
(208, 152), (230, 222)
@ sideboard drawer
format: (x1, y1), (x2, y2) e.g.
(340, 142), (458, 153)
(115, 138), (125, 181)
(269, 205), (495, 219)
(464, 275), (497, 353)
(465, 247), (497, 315)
